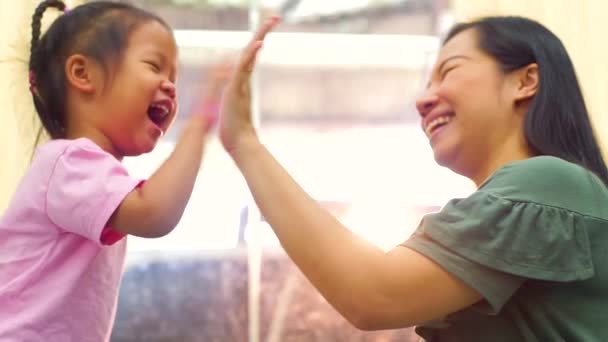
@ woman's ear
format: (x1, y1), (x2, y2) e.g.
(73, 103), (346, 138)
(64, 54), (98, 94)
(513, 63), (539, 102)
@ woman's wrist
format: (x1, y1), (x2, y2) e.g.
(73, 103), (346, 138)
(228, 132), (264, 163)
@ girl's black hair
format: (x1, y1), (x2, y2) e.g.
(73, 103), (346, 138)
(29, 0), (170, 141)
(445, 16), (608, 185)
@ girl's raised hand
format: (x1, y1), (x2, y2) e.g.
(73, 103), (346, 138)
(192, 62), (232, 132)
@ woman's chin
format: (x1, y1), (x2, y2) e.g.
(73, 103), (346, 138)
(431, 143), (458, 169)
(432, 152), (449, 168)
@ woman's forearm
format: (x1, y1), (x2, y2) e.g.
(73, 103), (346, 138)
(231, 139), (390, 321)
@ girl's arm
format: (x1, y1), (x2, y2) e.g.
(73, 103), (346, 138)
(109, 66), (228, 238)
(109, 113), (211, 238)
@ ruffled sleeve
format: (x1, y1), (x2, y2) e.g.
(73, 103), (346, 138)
(418, 191), (593, 282)
(403, 157), (599, 313)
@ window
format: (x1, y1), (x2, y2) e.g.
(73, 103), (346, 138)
(112, 1), (471, 341)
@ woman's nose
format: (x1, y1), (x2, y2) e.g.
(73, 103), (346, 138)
(415, 91), (439, 118)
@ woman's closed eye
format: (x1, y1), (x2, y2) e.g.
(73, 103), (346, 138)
(440, 65), (458, 81)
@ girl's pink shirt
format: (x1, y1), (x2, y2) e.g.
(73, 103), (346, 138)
(0, 138), (141, 341)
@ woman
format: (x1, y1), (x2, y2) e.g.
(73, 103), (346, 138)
(221, 16), (608, 341)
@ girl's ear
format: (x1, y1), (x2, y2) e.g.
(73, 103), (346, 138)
(65, 54), (99, 94)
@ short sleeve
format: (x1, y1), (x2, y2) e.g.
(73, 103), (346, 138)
(404, 230), (525, 314)
(46, 141), (142, 245)
(402, 160), (595, 313)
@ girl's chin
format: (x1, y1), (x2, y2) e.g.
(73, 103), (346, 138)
(121, 140), (158, 157)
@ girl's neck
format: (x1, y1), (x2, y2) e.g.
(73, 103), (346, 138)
(65, 124), (123, 161)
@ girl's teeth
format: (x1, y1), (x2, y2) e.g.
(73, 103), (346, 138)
(150, 104), (169, 117)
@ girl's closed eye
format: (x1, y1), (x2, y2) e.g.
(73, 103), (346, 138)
(145, 61), (161, 72)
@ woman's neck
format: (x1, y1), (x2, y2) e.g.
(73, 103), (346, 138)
(471, 141), (535, 187)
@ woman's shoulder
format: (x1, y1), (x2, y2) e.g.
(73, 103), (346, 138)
(417, 156), (606, 282)
(479, 156), (608, 219)
(487, 156), (595, 183)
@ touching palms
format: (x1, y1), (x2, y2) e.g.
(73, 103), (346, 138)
(219, 17), (280, 154)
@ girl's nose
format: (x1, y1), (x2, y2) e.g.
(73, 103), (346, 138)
(161, 80), (176, 100)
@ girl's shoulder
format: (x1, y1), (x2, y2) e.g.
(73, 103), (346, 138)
(32, 137), (112, 168)
(35, 137), (102, 157)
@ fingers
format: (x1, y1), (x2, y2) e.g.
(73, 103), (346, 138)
(235, 16), (280, 80)
(243, 41), (263, 73)
(206, 63), (233, 97)
(212, 63), (233, 80)
(250, 16), (280, 48)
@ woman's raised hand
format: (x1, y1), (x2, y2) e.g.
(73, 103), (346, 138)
(219, 16), (280, 154)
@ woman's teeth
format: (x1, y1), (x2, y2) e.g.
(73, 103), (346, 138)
(425, 116), (453, 136)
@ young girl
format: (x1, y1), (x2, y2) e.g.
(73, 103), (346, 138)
(221, 16), (608, 341)
(0, 0), (222, 340)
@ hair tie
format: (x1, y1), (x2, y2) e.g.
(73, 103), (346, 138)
(194, 101), (220, 128)
(29, 70), (37, 94)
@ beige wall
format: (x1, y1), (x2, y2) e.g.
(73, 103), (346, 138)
(451, 0), (608, 153)
(0, 0), (81, 211)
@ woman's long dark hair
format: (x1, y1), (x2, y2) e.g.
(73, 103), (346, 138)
(445, 16), (608, 185)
